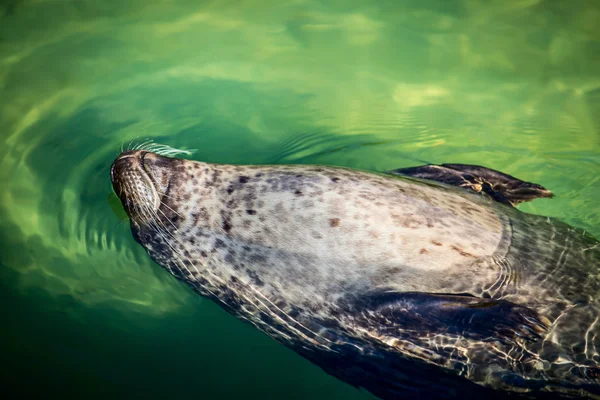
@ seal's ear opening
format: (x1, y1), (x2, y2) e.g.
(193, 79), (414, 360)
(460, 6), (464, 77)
(388, 164), (553, 207)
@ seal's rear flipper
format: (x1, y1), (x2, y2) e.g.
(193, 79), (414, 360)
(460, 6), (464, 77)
(347, 291), (549, 344)
(388, 164), (553, 206)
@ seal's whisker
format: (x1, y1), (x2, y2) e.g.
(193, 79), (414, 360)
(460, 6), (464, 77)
(134, 139), (153, 151)
(126, 182), (151, 222)
(155, 189), (178, 201)
(144, 206), (183, 247)
(133, 140), (144, 150)
(132, 139), (144, 151)
(156, 207), (179, 232)
(158, 201), (183, 219)
(130, 136), (143, 151)
(115, 218), (129, 230)
(145, 218), (225, 300)
(147, 221), (178, 276)
(144, 143), (196, 157)
(133, 198), (180, 278)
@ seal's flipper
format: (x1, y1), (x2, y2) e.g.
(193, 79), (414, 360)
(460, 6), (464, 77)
(348, 291), (549, 344)
(388, 164), (553, 206)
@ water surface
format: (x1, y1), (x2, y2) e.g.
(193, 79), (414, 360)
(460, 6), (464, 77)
(1, 0), (599, 398)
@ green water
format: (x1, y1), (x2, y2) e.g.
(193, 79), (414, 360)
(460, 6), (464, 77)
(0, 0), (599, 398)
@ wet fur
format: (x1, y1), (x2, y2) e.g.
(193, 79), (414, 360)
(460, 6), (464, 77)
(111, 150), (600, 399)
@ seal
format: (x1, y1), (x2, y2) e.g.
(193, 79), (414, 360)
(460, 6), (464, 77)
(110, 150), (600, 399)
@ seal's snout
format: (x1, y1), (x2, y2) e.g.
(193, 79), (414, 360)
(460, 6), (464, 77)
(111, 150), (161, 224)
(110, 150), (146, 182)
(110, 150), (182, 225)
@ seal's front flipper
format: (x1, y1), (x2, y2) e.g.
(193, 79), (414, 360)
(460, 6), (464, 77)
(388, 163), (553, 206)
(348, 291), (549, 344)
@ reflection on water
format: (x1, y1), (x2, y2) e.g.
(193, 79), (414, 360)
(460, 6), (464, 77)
(0, 0), (598, 398)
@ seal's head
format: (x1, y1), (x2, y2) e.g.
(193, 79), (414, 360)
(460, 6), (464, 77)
(110, 150), (181, 225)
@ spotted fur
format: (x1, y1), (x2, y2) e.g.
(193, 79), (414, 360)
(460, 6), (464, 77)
(111, 150), (600, 399)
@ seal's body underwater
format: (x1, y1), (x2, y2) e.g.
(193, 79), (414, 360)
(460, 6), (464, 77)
(111, 150), (600, 399)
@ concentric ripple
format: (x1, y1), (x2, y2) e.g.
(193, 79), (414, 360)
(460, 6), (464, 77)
(0, 0), (599, 398)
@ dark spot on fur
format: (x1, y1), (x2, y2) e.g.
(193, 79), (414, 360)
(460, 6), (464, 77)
(274, 299), (288, 309)
(215, 238), (226, 248)
(226, 198), (239, 209)
(221, 210), (233, 233)
(227, 186), (235, 194)
(243, 191), (257, 203)
(301, 200), (315, 208)
(329, 218), (340, 227)
(200, 250), (207, 257)
(247, 269), (265, 286)
(450, 245), (475, 257)
(288, 308), (300, 318)
(431, 240), (443, 246)
(359, 193), (376, 201)
(294, 190), (303, 196)
(260, 313), (273, 324)
(331, 177), (340, 182)
(419, 248), (428, 254)
(249, 253), (267, 264)
(246, 209), (256, 215)
(239, 176), (250, 184)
